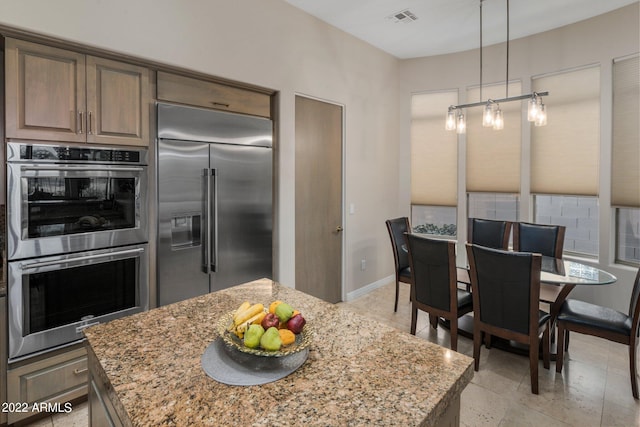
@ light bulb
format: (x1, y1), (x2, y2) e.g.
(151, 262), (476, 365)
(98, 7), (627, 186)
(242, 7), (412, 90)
(535, 103), (547, 126)
(527, 97), (538, 122)
(456, 112), (466, 134)
(482, 103), (494, 127)
(493, 107), (504, 130)
(445, 110), (456, 130)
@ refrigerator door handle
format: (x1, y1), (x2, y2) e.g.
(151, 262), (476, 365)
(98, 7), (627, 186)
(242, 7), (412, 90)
(211, 168), (218, 272)
(202, 168), (212, 274)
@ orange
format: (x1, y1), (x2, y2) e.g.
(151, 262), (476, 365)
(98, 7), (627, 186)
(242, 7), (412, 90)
(269, 300), (283, 314)
(278, 329), (296, 346)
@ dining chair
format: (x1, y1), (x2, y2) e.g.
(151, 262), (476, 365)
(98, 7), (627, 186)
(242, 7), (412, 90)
(405, 233), (473, 351)
(466, 243), (551, 394)
(556, 268), (640, 399)
(458, 218), (513, 287)
(513, 221), (565, 258)
(468, 218), (512, 250)
(385, 217), (413, 312)
(513, 221), (568, 324)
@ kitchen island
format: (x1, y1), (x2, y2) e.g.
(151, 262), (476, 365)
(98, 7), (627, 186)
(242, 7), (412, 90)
(84, 278), (474, 426)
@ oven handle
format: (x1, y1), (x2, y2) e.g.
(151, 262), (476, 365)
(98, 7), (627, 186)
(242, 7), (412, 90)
(20, 165), (144, 172)
(19, 248), (145, 271)
(75, 322), (100, 334)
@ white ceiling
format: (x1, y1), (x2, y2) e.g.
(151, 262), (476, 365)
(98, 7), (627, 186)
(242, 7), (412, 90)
(284, 0), (639, 59)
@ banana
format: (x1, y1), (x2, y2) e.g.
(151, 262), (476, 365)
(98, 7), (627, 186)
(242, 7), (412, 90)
(232, 301), (251, 323)
(235, 310), (267, 338)
(234, 303), (264, 327)
(250, 311), (267, 325)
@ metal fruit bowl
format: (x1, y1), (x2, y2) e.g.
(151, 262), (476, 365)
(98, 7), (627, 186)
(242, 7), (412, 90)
(217, 311), (311, 357)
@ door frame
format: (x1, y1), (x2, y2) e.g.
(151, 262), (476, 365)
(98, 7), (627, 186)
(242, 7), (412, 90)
(294, 93), (346, 302)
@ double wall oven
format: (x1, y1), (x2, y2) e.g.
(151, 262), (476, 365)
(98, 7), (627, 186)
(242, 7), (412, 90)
(6, 142), (149, 361)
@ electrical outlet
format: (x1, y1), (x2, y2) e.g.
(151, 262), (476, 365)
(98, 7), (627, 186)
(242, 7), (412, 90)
(361, 259), (366, 270)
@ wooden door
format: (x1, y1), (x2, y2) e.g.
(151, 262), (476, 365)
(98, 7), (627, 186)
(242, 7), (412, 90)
(295, 96), (343, 303)
(5, 38), (86, 142)
(86, 56), (150, 146)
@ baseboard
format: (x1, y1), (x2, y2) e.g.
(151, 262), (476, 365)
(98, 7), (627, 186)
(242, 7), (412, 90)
(345, 275), (394, 302)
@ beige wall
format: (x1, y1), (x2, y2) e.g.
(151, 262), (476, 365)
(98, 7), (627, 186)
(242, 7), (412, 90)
(399, 3), (640, 311)
(0, 0), (401, 297)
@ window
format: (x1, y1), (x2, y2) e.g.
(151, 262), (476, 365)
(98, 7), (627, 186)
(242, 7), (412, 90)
(616, 208), (640, 265)
(612, 54), (639, 265)
(529, 67), (600, 258)
(534, 195), (599, 257)
(410, 91), (458, 237)
(411, 205), (457, 237)
(468, 193), (519, 222)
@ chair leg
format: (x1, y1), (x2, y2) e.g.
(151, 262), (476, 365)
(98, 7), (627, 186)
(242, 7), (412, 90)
(394, 279), (400, 312)
(473, 331), (482, 371)
(556, 323), (565, 373)
(565, 330), (570, 351)
(484, 332), (492, 349)
(542, 324), (550, 370)
(450, 318), (458, 352)
(410, 306), (417, 335)
(429, 314), (439, 330)
(530, 336), (539, 394)
(629, 342), (638, 399)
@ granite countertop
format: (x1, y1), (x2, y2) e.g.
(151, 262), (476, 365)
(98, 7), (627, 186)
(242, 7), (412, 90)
(84, 278), (474, 426)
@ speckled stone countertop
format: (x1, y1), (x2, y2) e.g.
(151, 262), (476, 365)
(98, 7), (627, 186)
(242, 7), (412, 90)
(84, 278), (474, 426)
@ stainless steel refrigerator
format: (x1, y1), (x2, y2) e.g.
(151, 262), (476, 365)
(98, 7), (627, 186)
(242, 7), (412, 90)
(156, 102), (272, 306)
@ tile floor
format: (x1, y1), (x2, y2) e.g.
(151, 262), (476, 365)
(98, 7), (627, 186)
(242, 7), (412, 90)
(24, 280), (640, 426)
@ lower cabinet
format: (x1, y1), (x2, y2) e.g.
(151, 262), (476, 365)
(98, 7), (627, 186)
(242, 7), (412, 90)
(6, 347), (87, 424)
(89, 376), (123, 427)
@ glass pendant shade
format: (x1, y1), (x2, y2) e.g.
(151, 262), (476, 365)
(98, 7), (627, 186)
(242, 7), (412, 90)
(527, 97), (539, 122)
(492, 107), (504, 130)
(456, 112), (466, 134)
(482, 103), (494, 127)
(445, 110), (456, 130)
(534, 104), (547, 126)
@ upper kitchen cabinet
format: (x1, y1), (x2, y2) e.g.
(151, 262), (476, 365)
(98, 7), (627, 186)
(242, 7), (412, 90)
(5, 38), (150, 146)
(157, 71), (271, 118)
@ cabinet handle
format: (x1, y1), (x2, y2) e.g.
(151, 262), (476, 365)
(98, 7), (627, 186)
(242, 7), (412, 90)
(88, 111), (93, 134)
(78, 111), (84, 134)
(73, 367), (88, 375)
(211, 101), (230, 108)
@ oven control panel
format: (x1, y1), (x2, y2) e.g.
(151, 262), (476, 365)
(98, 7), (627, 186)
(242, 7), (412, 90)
(8, 143), (147, 165)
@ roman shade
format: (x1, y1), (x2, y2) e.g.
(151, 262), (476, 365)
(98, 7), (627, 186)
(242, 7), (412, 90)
(411, 91), (458, 206)
(466, 82), (522, 193)
(611, 54), (640, 208)
(531, 66), (600, 196)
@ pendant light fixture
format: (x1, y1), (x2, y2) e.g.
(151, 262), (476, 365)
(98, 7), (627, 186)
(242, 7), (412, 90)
(446, 0), (548, 133)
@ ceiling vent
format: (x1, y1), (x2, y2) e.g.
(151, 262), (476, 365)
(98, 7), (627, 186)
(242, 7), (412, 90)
(387, 9), (418, 24)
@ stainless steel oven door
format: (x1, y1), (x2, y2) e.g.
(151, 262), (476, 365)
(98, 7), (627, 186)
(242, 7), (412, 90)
(7, 162), (148, 260)
(7, 244), (149, 361)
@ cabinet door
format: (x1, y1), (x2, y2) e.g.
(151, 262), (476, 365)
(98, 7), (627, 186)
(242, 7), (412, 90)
(7, 347), (87, 424)
(86, 56), (150, 146)
(157, 71), (272, 118)
(5, 38), (86, 142)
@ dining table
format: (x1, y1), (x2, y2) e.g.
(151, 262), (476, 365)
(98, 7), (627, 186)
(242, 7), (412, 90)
(403, 239), (617, 357)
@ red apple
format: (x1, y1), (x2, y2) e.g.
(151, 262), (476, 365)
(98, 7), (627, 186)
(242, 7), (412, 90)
(261, 313), (279, 329)
(287, 314), (306, 334)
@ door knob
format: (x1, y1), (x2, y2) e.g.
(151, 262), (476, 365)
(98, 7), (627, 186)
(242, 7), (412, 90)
(336, 226), (343, 233)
